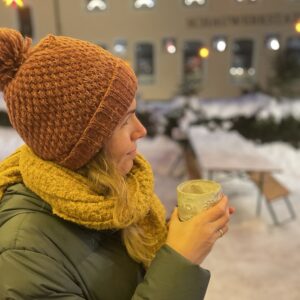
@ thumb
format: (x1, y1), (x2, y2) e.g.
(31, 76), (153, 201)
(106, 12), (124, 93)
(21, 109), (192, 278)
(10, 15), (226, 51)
(168, 207), (180, 225)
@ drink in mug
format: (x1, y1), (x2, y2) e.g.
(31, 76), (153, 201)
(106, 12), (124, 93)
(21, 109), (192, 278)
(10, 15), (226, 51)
(177, 179), (222, 221)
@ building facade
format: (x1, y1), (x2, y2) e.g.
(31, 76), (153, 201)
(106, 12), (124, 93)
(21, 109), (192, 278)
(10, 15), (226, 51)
(1, 0), (299, 100)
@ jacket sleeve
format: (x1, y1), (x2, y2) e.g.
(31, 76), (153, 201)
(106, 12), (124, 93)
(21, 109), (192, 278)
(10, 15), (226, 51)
(0, 249), (86, 300)
(132, 244), (210, 300)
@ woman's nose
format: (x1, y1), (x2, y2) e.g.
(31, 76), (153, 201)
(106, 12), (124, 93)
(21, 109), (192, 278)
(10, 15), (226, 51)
(133, 117), (147, 140)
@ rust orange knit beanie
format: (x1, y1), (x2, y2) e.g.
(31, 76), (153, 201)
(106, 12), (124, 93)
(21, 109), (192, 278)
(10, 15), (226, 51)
(0, 28), (137, 169)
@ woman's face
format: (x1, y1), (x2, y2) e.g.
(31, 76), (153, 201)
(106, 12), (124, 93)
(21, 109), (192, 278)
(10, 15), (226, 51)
(104, 99), (147, 176)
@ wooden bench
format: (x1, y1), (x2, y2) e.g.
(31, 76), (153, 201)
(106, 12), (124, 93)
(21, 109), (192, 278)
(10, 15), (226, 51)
(183, 143), (202, 180)
(248, 171), (296, 225)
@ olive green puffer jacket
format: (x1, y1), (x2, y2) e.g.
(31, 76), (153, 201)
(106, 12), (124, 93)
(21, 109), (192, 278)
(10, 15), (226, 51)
(0, 183), (210, 300)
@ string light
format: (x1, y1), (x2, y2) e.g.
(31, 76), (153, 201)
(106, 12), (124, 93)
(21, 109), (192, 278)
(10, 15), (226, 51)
(269, 38), (280, 51)
(163, 38), (177, 54)
(265, 35), (280, 51)
(213, 37), (227, 52)
(3, 0), (24, 8)
(199, 47), (209, 58)
(295, 20), (300, 33)
(87, 0), (107, 11)
(134, 0), (155, 8)
(184, 0), (206, 5)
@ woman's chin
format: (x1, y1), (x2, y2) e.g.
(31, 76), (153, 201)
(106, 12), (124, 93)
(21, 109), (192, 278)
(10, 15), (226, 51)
(119, 159), (134, 176)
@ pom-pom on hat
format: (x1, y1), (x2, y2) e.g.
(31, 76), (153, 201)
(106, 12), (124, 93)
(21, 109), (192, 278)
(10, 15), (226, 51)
(0, 28), (137, 170)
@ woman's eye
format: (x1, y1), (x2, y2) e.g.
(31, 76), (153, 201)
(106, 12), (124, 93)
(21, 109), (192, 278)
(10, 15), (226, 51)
(122, 117), (131, 126)
(122, 113), (135, 126)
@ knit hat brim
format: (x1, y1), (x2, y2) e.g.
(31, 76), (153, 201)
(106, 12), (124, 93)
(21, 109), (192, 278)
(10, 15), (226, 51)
(59, 60), (137, 170)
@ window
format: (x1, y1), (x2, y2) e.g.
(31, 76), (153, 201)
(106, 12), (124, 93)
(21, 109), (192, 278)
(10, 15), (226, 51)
(286, 37), (300, 65)
(135, 43), (154, 84)
(86, 0), (107, 11)
(230, 39), (255, 83)
(182, 41), (205, 94)
(17, 5), (33, 37)
(269, 36), (300, 95)
(133, 0), (155, 9)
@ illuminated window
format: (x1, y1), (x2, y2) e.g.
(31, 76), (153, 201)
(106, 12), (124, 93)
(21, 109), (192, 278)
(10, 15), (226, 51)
(134, 0), (155, 9)
(17, 5), (33, 37)
(184, 0), (206, 5)
(163, 38), (177, 54)
(86, 0), (107, 11)
(230, 39), (255, 83)
(135, 43), (154, 84)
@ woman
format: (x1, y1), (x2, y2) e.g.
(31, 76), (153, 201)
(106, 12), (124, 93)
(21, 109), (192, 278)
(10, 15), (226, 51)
(0, 28), (233, 299)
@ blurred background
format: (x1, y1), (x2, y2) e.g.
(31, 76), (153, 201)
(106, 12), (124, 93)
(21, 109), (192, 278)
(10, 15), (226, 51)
(1, 1), (300, 299)
(1, 0), (300, 100)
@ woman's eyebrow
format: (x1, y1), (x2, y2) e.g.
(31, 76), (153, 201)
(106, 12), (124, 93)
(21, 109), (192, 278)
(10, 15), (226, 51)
(121, 109), (136, 124)
(125, 109), (136, 116)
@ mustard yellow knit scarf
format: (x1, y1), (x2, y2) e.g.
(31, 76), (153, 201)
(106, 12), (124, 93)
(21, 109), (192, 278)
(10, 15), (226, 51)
(0, 145), (167, 267)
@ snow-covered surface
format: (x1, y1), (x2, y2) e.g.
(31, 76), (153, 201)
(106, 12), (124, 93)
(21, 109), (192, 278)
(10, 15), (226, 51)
(188, 92), (274, 119)
(185, 92), (300, 121)
(257, 142), (300, 193)
(0, 127), (24, 160)
(181, 93), (300, 131)
(138, 92), (300, 136)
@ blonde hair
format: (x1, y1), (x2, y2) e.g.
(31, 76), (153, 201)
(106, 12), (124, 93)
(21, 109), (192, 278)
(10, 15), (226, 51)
(78, 150), (152, 265)
(78, 150), (123, 194)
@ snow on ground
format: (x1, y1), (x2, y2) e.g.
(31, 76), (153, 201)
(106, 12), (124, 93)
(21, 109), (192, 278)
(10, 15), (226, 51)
(257, 142), (300, 193)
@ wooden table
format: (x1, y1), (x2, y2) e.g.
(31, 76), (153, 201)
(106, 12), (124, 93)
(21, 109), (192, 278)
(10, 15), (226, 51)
(187, 126), (296, 224)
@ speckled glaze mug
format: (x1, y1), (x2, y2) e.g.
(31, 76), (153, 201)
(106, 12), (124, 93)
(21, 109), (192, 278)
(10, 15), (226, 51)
(177, 179), (222, 221)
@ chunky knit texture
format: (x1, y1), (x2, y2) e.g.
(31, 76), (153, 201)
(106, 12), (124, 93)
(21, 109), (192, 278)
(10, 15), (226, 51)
(0, 28), (137, 170)
(0, 146), (167, 268)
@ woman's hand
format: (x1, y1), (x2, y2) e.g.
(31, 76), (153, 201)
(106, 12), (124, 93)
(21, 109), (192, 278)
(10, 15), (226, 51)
(166, 196), (235, 265)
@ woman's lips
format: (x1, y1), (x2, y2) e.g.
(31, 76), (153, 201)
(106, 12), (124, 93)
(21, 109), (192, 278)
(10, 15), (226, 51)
(127, 149), (137, 156)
